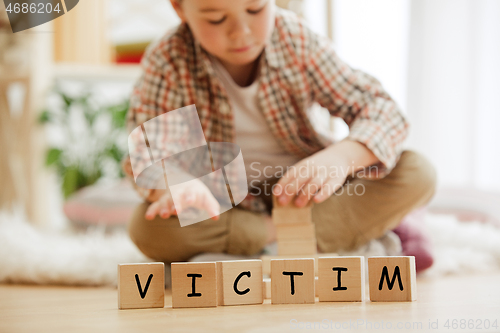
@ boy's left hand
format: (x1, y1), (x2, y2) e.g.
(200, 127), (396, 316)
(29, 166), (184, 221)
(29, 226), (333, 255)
(272, 140), (379, 207)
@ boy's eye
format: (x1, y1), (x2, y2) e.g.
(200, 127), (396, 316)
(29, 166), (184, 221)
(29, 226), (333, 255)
(247, 4), (266, 15)
(208, 16), (227, 25)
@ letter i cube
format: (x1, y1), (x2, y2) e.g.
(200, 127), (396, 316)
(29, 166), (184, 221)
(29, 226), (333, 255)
(318, 256), (365, 302)
(171, 262), (217, 308)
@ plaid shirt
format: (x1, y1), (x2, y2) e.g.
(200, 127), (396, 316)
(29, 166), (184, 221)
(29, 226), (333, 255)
(126, 8), (409, 213)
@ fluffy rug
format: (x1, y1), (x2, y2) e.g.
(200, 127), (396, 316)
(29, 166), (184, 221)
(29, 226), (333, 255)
(422, 213), (500, 277)
(0, 210), (148, 286)
(0, 209), (499, 286)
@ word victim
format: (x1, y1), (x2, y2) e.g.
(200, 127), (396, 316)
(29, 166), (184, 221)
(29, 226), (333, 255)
(118, 256), (416, 309)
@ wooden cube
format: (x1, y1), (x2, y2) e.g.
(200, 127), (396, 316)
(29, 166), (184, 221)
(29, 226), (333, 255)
(262, 254), (316, 276)
(318, 256), (365, 302)
(216, 260), (263, 306)
(261, 253), (339, 276)
(271, 259), (315, 304)
(118, 262), (165, 309)
(272, 194), (313, 209)
(171, 262), (217, 308)
(276, 224), (316, 241)
(278, 239), (317, 256)
(272, 208), (312, 225)
(263, 276), (318, 299)
(368, 256), (417, 302)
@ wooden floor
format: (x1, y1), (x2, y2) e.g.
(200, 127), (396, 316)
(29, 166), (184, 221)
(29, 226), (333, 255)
(1, 273), (500, 333)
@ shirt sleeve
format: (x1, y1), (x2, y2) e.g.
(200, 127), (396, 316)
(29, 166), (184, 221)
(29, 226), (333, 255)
(302, 27), (409, 179)
(124, 43), (179, 192)
(126, 42), (180, 134)
(124, 41), (219, 197)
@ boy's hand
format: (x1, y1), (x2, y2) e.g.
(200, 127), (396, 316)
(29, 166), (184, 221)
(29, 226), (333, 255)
(122, 156), (221, 221)
(145, 179), (221, 221)
(272, 140), (379, 208)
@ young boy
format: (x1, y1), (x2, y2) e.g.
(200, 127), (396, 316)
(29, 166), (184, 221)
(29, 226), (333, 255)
(123, 0), (436, 271)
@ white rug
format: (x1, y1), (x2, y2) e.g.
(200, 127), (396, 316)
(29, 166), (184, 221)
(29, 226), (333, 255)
(1, 209), (499, 286)
(0, 210), (148, 286)
(422, 213), (500, 277)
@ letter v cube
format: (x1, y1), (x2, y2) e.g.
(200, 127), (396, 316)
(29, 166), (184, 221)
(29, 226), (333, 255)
(118, 262), (165, 309)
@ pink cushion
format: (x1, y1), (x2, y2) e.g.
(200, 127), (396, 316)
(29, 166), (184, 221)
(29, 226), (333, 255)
(63, 180), (143, 227)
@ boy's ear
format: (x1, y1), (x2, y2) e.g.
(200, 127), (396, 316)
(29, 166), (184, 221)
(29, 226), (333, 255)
(170, 0), (187, 22)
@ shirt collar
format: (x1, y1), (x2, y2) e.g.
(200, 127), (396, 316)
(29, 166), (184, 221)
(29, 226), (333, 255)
(263, 23), (281, 69)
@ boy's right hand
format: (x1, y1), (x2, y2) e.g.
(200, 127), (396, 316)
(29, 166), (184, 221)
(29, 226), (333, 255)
(144, 179), (221, 221)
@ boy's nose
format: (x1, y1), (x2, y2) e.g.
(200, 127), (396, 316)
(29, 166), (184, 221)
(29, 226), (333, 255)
(228, 18), (251, 40)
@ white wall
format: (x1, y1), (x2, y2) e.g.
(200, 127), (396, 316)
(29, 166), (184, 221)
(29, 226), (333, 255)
(332, 0), (411, 111)
(108, 0), (180, 44)
(302, 0), (328, 37)
(406, 0), (500, 191)
(304, 0), (500, 192)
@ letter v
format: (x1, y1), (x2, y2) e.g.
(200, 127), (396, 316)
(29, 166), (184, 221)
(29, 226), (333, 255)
(135, 274), (154, 299)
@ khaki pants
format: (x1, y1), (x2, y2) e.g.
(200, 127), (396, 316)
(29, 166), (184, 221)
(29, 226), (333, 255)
(127, 151), (436, 263)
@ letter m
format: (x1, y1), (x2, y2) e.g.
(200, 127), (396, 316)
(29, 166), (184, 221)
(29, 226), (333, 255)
(378, 266), (404, 291)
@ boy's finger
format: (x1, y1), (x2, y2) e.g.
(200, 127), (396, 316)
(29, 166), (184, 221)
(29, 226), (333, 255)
(175, 200), (183, 214)
(169, 201), (178, 216)
(313, 178), (343, 203)
(185, 193), (195, 205)
(294, 177), (325, 207)
(276, 177), (309, 206)
(276, 161), (318, 206)
(122, 156), (134, 177)
(159, 207), (171, 219)
(158, 195), (173, 218)
(145, 201), (160, 220)
(273, 161), (305, 196)
(200, 193), (220, 220)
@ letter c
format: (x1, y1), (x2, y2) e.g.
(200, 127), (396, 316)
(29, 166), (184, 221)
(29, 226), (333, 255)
(233, 271), (251, 295)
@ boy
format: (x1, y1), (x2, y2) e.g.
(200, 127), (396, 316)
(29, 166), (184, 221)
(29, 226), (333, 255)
(123, 0), (436, 271)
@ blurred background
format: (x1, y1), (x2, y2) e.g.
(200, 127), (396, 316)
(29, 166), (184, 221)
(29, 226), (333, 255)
(1, 0), (499, 231)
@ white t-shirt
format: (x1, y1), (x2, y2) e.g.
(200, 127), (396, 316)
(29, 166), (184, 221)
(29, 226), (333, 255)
(210, 56), (301, 187)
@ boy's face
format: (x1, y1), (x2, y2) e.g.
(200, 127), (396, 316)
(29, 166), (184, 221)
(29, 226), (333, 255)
(172, 0), (275, 67)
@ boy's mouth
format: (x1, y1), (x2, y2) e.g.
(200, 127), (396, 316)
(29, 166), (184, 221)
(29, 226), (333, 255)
(231, 45), (252, 53)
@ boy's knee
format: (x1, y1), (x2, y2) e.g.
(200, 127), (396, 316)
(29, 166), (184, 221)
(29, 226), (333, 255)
(127, 203), (191, 262)
(127, 202), (148, 246)
(393, 150), (437, 205)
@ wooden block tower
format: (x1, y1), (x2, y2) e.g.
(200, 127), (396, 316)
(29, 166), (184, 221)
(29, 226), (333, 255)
(272, 195), (317, 256)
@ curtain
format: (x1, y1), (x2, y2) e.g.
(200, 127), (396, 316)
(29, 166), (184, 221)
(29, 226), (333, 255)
(406, 0), (500, 192)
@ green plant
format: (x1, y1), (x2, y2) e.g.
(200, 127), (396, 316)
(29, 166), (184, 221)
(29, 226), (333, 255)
(38, 86), (129, 199)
